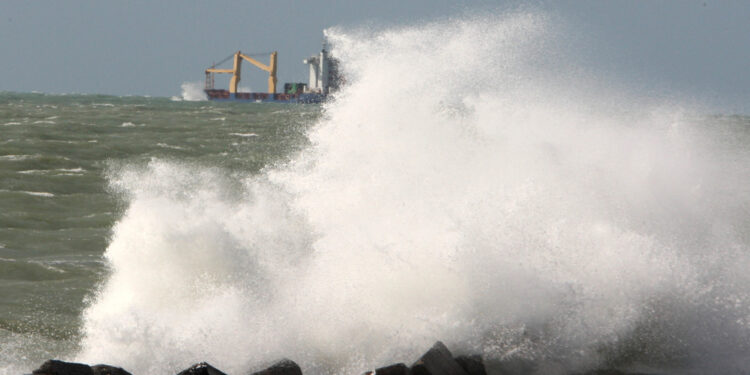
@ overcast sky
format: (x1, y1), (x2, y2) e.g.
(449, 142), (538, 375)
(1, 1), (748, 113)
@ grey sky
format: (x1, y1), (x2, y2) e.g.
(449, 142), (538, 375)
(1, 1), (748, 113)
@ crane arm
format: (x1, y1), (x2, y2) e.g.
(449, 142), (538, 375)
(239, 53), (272, 72)
(205, 51), (278, 94)
(240, 52), (278, 93)
(205, 68), (235, 74)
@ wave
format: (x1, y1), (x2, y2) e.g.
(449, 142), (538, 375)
(77, 11), (750, 375)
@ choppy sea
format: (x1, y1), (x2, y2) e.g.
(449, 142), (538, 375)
(0, 92), (317, 373)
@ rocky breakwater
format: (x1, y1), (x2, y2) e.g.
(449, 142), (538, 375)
(28, 341), (659, 375)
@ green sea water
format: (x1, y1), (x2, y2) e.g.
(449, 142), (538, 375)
(0, 92), (319, 372)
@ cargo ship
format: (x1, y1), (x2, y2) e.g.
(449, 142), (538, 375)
(204, 46), (340, 103)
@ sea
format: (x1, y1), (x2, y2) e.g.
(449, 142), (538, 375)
(2, 13), (750, 375)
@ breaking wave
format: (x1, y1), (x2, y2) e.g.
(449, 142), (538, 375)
(78, 11), (750, 375)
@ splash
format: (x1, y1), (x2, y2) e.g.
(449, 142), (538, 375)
(78, 12), (750, 375)
(174, 81), (207, 101)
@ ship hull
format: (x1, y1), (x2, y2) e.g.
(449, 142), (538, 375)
(205, 90), (325, 103)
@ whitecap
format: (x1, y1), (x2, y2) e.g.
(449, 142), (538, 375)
(0, 154), (39, 161)
(156, 143), (186, 150)
(56, 168), (85, 173)
(19, 191), (55, 197)
(17, 170), (48, 175)
(29, 260), (66, 273)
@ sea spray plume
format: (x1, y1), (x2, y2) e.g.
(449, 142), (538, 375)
(79, 160), (317, 373)
(179, 82), (208, 101)
(79, 12), (750, 375)
(277, 14), (686, 370)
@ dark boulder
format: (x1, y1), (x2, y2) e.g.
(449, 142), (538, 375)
(374, 363), (410, 375)
(483, 357), (536, 375)
(454, 355), (486, 375)
(91, 365), (132, 375)
(410, 342), (468, 375)
(250, 359), (302, 375)
(573, 370), (657, 375)
(176, 362), (228, 375)
(32, 360), (93, 375)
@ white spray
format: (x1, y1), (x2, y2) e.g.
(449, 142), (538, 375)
(175, 82), (208, 101)
(78, 12), (750, 374)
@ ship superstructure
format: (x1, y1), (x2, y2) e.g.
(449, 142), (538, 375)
(303, 46), (340, 95)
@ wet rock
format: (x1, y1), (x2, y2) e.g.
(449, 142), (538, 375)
(32, 360), (93, 375)
(374, 363), (410, 375)
(410, 342), (468, 375)
(250, 359), (302, 375)
(573, 371), (657, 375)
(176, 362), (228, 375)
(454, 355), (486, 375)
(484, 357), (536, 375)
(577, 371), (627, 375)
(90, 365), (132, 375)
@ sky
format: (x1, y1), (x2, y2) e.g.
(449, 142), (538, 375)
(0, 1), (748, 113)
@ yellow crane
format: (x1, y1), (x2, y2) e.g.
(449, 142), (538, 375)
(205, 51), (278, 94)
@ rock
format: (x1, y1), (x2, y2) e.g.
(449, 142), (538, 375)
(573, 370), (658, 375)
(374, 363), (410, 375)
(176, 362), (228, 375)
(250, 359), (302, 375)
(91, 365), (132, 375)
(410, 342), (468, 375)
(484, 357), (535, 375)
(454, 355), (486, 375)
(32, 360), (93, 375)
